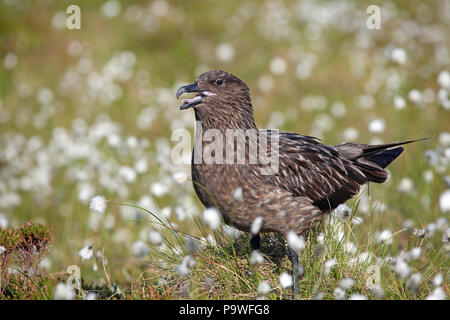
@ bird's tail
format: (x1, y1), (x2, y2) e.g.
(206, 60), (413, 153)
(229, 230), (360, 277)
(334, 138), (429, 183)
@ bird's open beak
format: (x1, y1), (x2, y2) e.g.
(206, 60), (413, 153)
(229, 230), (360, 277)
(176, 82), (215, 110)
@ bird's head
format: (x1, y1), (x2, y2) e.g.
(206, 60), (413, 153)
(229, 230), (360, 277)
(176, 70), (251, 111)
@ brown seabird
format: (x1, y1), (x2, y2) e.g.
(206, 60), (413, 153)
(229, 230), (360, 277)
(176, 70), (425, 293)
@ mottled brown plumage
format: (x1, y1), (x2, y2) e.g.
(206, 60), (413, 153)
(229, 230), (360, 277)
(176, 70), (423, 292)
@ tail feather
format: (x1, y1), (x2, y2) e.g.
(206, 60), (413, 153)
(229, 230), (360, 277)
(363, 146), (404, 169)
(353, 138), (429, 160)
(333, 138), (429, 183)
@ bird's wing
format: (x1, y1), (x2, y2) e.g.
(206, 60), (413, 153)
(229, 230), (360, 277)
(267, 132), (368, 211)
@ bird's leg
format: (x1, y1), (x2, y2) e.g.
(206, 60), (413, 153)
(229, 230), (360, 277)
(287, 245), (299, 294)
(250, 234), (261, 251)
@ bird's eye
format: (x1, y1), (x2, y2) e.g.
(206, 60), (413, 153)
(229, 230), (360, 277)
(216, 79), (224, 85)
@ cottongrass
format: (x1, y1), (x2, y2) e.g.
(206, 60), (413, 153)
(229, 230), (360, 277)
(425, 287), (446, 300)
(222, 225), (241, 240)
(430, 273), (443, 287)
(439, 190), (450, 213)
(279, 272), (292, 289)
(202, 208), (222, 230)
(406, 273), (422, 296)
(53, 283), (75, 300)
(250, 217), (263, 235)
(131, 240), (149, 258)
(393, 259), (411, 279)
(89, 195), (108, 214)
(287, 231), (305, 252)
(85, 292), (98, 300)
(175, 255), (197, 276)
(323, 258), (337, 276)
(148, 230), (163, 246)
(348, 293), (368, 300)
(78, 245), (94, 261)
(249, 250), (264, 265)
(232, 187), (243, 202)
(338, 278), (355, 290)
(257, 281), (271, 295)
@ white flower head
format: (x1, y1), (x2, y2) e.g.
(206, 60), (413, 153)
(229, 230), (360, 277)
(333, 287), (346, 300)
(339, 277), (355, 290)
(0, 213), (9, 229)
(85, 292), (98, 300)
(119, 166), (136, 183)
(390, 48), (407, 65)
(175, 255), (196, 276)
(323, 258), (337, 276)
(371, 286), (385, 299)
(222, 225), (241, 240)
(270, 57), (287, 75)
(344, 242), (357, 255)
(216, 43), (235, 62)
(369, 118), (386, 134)
(407, 273), (422, 295)
(375, 229), (393, 245)
(249, 250), (264, 265)
(202, 208), (221, 230)
(439, 190), (450, 213)
(0, 246), (6, 255)
(431, 273), (443, 287)
(101, 0), (122, 18)
(397, 177), (414, 193)
(173, 171), (189, 184)
(349, 294), (368, 300)
(342, 127), (359, 141)
(408, 247), (421, 261)
(425, 287), (446, 300)
(232, 187), (243, 202)
(413, 228), (425, 238)
(437, 70), (450, 90)
(89, 195), (108, 214)
(443, 228), (450, 243)
(250, 216), (263, 235)
(287, 231), (305, 252)
(53, 283), (75, 300)
(148, 230), (163, 246)
(257, 281), (271, 295)
(78, 245), (94, 261)
(394, 95), (406, 110)
(131, 240), (149, 258)
(332, 204), (352, 220)
(408, 89), (423, 106)
(393, 259), (411, 279)
(279, 272), (293, 289)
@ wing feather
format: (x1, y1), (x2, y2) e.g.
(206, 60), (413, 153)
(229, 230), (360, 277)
(268, 132), (367, 211)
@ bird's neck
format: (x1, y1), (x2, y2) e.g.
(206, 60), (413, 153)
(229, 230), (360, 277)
(194, 103), (258, 133)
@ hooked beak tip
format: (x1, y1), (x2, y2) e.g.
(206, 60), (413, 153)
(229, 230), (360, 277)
(176, 82), (199, 99)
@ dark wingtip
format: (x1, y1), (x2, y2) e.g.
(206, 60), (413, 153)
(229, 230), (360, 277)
(364, 146), (404, 169)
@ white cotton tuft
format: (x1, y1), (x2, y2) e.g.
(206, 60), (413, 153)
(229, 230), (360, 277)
(439, 190), (450, 213)
(425, 287), (446, 300)
(251, 217), (263, 235)
(257, 281), (271, 295)
(287, 231), (305, 252)
(232, 187), (243, 202)
(148, 230), (163, 246)
(89, 195), (108, 214)
(249, 250), (264, 265)
(279, 272), (293, 289)
(53, 283), (75, 300)
(202, 208), (221, 230)
(78, 245), (93, 261)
